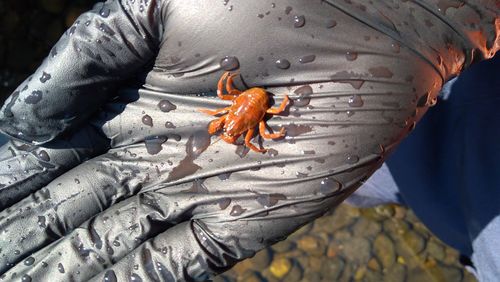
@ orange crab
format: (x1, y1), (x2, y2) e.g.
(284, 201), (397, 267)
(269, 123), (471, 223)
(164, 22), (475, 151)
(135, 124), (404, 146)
(198, 72), (289, 153)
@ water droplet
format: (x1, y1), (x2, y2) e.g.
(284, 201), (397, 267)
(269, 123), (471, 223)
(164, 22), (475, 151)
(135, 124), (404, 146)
(157, 100), (177, 112)
(164, 121), (176, 128)
(267, 148), (278, 157)
(348, 95), (364, 107)
(100, 7), (110, 18)
(299, 54), (316, 64)
(296, 171), (308, 178)
(38, 150), (50, 161)
(187, 130), (211, 158)
(25, 90), (43, 104)
(293, 85), (313, 107)
(346, 110), (355, 117)
(24, 257), (35, 266)
(58, 263), (65, 273)
(99, 23), (115, 36)
(113, 240), (121, 247)
(346, 154), (359, 164)
(230, 205), (246, 216)
(256, 193), (286, 207)
(301, 150), (316, 154)
(293, 15), (305, 27)
(142, 115), (153, 127)
(275, 59), (291, 69)
(368, 66), (393, 78)
(69, 26), (76, 36)
(320, 177), (341, 194)
(104, 270), (117, 282)
(130, 273), (143, 282)
(218, 198), (231, 210)
(257, 13), (264, 18)
(391, 41), (401, 53)
(271, 3), (276, 8)
(285, 6), (293, 14)
(74, 178), (80, 184)
(21, 274), (32, 282)
(14, 249), (20, 255)
(436, 0), (464, 15)
(217, 173), (231, 181)
(324, 19), (337, 29)
(345, 51), (358, 61)
(220, 56), (240, 71)
(40, 72), (51, 83)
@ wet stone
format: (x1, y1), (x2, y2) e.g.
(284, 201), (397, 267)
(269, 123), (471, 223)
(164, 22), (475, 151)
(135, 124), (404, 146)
(374, 234), (395, 270)
(269, 258), (292, 279)
(275, 59), (291, 69)
(341, 237), (371, 264)
(320, 257), (344, 281)
(426, 239), (446, 261)
(297, 235), (325, 256)
(271, 240), (295, 253)
(220, 56), (240, 71)
(352, 217), (382, 238)
(403, 231), (426, 254)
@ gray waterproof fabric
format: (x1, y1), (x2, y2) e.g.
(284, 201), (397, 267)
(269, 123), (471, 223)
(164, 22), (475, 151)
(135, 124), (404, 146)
(0, 0), (498, 281)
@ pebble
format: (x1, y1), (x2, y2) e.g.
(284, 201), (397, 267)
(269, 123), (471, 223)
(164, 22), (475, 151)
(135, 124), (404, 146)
(403, 230), (426, 254)
(340, 237), (371, 264)
(320, 257), (344, 281)
(352, 217), (382, 238)
(269, 258), (292, 279)
(297, 235), (325, 256)
(374, 234), (396, 270)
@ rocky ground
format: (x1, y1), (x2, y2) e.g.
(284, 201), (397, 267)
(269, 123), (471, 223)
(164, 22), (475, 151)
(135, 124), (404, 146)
(217, 203), (477, 282)
(0, 1), (477, 281)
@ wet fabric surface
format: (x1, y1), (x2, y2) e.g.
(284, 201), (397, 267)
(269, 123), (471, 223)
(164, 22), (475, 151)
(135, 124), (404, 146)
(0, 0), (498, 281)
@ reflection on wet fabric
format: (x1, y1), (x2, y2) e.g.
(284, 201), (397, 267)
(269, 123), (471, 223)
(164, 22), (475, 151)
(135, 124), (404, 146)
(0, 0), (497, 281)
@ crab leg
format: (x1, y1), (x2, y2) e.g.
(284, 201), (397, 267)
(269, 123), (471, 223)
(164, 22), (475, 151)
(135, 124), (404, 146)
(226, 72), (242, 96)
(217, 72), (239, 100)
(266, 95), (290, 114)
(259, 121), (286, 139)
(198, 107), (231, 116)
(245, 129), (266, 153)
